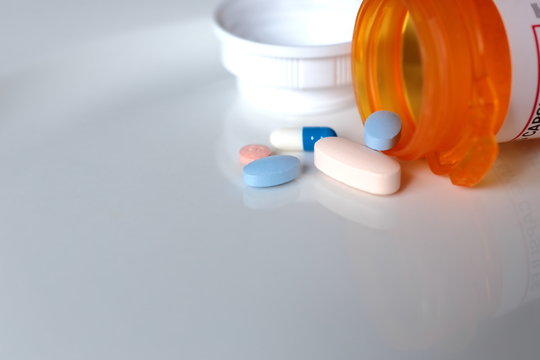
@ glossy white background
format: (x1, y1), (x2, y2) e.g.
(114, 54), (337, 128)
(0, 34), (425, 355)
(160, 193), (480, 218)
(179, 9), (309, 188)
(0, 1), (539, 359)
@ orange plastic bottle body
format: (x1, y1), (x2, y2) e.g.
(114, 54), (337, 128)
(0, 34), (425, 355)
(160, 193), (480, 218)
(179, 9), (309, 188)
(352, 0), (512, 186)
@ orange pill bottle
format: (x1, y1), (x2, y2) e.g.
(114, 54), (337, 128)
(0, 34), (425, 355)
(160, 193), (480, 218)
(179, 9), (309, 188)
(352, 0), (540, 186)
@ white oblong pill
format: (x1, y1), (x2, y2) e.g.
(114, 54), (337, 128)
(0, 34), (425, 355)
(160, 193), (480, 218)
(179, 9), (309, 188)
(314, 137), (401, 195)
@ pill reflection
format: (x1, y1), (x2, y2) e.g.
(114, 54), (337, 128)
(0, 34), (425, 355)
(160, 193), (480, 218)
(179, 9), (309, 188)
(243, 182), (301, 210)
(314, 172), (399, 230)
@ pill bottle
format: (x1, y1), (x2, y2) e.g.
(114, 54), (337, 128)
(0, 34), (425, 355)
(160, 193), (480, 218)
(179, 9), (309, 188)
(352, 0), (540, 186)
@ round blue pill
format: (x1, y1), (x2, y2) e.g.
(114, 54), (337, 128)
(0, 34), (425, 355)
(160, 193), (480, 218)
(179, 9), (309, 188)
(243, 155), (301, 188)
(364, 111), (402, 151)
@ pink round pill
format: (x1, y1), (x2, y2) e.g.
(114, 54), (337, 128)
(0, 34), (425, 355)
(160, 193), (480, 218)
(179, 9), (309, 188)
(239, 144), (273, 165)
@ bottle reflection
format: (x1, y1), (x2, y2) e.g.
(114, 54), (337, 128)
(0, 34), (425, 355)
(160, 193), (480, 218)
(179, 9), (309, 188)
(344, 142), (540, 352)
(345, 209), (499, 351)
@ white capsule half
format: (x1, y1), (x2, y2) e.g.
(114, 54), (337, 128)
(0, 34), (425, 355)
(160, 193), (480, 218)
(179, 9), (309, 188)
(270, 128), (304, 151)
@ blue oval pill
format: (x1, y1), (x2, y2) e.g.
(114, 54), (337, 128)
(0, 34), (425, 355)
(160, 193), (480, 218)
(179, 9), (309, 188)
(364, 111), (402, 151)
(243, 155), (301, 188)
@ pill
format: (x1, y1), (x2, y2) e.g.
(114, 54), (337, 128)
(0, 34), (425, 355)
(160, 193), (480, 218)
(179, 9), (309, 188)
(314, 137), (401, 195)
(239, 144), (272, 165)
(364, 111), (402, 151)
(270, 127), (337, 152)
(243, 155), (301, 188)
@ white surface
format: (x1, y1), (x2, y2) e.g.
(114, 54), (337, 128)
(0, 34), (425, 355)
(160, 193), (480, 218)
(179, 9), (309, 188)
(0, 1), (539, 360)
(214, 0), (360, 114)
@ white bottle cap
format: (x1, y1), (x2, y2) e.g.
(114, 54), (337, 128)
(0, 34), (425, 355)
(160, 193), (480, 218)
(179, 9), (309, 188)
(214, 0), (362, 115)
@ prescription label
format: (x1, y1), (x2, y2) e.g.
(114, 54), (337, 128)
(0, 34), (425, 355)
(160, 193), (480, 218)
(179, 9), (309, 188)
(493, 1), (540, 142)
(513, 25), (540, 141)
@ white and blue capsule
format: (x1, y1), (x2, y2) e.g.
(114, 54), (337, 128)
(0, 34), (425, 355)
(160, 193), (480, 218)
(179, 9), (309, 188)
(270, 127), (338, 152)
